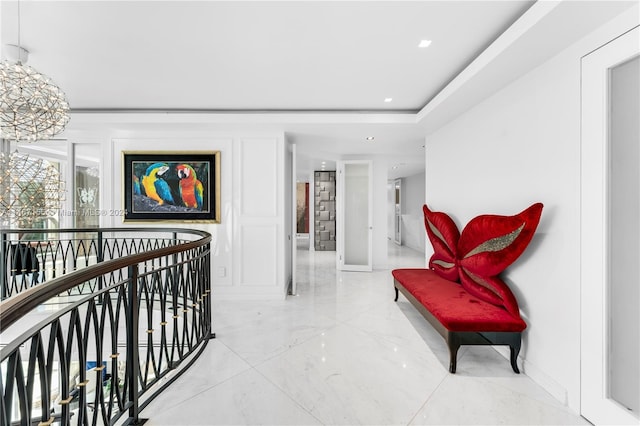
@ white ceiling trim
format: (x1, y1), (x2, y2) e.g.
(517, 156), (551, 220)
(69, 111), (418, 125)
(416, 0), (639, 133)
(415, 0), (560, 125)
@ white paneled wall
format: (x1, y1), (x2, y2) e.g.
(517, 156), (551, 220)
(239, 139), (278, 216)
(106, 131), (288, 301)
(230, 137), (287, 299)
(239, 225), (277, 286)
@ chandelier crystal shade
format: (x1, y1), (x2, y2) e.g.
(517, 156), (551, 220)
(0, 150), (65, 225)
(0, 60), (70, 142)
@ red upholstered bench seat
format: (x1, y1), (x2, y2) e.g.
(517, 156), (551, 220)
(392, 267), (526, 373)
(392, 268), (526, 333)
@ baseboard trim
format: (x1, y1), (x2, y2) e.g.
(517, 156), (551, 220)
(494, 346), (568, 406)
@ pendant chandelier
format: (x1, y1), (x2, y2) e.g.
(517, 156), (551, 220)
(0, 60), (70, 142)
(0, 1), (70, 142)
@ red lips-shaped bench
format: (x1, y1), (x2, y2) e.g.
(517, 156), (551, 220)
(392, 203), (543, 373)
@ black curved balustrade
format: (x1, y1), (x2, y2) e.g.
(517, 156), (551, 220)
(0, 228), (213, 426)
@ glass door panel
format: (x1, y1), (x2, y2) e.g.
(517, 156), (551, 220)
(337, 160), (372, 271)
(73, 144), (101, 228)
(608, 54), (639, 417)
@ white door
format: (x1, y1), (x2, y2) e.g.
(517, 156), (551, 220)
(290, 143), (297, 295)
(336, 160), (372, 271)
(580, 26), (639, 425)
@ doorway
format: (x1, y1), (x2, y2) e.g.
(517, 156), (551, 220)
(580, 26), (639, 425)
(336, 160), (372, 272)
(393, 179), (402, 245)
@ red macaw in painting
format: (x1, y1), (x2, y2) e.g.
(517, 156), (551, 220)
(176, 164), (204, 210)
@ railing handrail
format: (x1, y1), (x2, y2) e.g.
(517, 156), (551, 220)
(0, 227), (211, 331)
(1, 227), (213, 426)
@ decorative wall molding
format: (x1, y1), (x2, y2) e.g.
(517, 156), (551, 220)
(239, 138), (278, 217)
(239, 224), (278, 287)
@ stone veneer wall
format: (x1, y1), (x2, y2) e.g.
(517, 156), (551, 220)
(314, 171), (336, 251)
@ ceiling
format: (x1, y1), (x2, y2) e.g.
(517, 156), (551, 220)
(1, 1), (636, 179)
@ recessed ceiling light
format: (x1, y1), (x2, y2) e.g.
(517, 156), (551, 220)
(384, 98), (393, 103)
(366, 136), (375, 141)
(418, 40), (432, 48)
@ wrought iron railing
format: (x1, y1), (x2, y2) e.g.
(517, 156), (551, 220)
(0, 228), (213, 426)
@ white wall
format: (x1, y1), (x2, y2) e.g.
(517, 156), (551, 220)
(372, 158), (389, 269)
(65, 118), (289, 300)
(230, 136), (288, 299)
(424, 6), (638, 413)
(401, 172), (426, 254)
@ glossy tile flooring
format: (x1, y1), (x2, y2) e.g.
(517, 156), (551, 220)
(144, 241), (589, 425)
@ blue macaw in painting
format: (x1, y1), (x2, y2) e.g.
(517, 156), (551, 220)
(176, 164), (204, 210)
(141, 162), (174, 205)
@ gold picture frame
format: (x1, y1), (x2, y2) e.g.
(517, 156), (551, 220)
(122, 151), (221, 223)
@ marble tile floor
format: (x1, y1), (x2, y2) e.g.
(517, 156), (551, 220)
(144, 242), (589, 426)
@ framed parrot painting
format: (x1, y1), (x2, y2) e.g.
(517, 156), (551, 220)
(122, 151), (221, 223)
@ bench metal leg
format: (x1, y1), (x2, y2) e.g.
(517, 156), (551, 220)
(448, 341), (460, 374)
(448, 331), (522, 374)
(509, 342), (521, 374)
